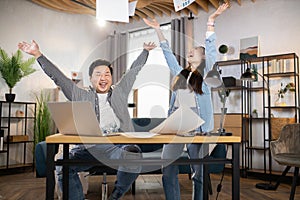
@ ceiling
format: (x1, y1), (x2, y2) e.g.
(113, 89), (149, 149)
(30, 0), (256, 22)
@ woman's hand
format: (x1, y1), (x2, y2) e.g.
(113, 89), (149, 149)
(18, 40), (42, 58)
(143, 18), (160, 29)
(208, 3), (229, 22)
(143, 42), (157, 51)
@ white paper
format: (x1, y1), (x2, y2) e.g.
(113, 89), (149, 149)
(129, 1), (137, 16)
(96, 0), (129, 23)
(173, 0), (195, 12)
(121, 132), (158, 138)
(150, 106), (205, 134)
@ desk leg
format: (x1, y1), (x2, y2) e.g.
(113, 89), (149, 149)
(232, 143), (240, 200)
(62, 144), (69, 200)
(46, 143), (55, 200)
(203, 164), (209, 200)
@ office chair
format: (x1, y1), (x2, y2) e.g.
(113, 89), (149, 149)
(270, 123), (300, 200)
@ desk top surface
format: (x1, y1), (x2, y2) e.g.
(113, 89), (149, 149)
(46, 133), (241, 144)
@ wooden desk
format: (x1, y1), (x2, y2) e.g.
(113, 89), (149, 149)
(46, 134), (241, 200)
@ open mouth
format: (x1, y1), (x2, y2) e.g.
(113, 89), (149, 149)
(187, 53), (194, 58)
(99, 82), (107, 89)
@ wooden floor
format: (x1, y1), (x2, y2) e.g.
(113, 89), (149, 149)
(0, 171), (299, 200)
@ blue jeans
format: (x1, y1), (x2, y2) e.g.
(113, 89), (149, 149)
(56, 144), (141, 200)
(162, 143), (207, 200)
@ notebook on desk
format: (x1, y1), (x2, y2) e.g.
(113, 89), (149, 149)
(47, 101), (118, 137)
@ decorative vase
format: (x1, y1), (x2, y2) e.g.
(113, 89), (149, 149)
(275, 96), (286, 106)
(5, 93), (16, 102)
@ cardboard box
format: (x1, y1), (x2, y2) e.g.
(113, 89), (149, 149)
(222, 76), (241, 87)
(7, 135), (29, 142)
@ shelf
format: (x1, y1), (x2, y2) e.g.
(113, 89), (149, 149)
(246, 53), (298, 62)
(264, 72), (298, 78)
(5, 140), (34, 144)
(265, 139), (277, 142)
(216, 59), (245, 66)
(246, 146), (269, 151)
(244, 87), (268, 91)
(0, 150), (7, 153)
(0, 101), (36, 105)
(212, 86), (245, 91)
(243, 117), (269, 120)
(1, 116), (35, 120)
(268, 106), (298, 109)
(0, 163), (33, 169)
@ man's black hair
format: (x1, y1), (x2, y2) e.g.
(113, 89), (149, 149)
(89, 59), (113, 76)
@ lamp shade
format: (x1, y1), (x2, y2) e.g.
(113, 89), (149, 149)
(204, 67), (223, 88)
(240, 68), (256, 81)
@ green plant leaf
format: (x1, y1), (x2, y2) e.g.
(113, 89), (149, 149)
(0, 48), (36, 91)
(33, 90), (53, 145)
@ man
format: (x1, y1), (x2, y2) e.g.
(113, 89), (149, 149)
(18, 40), (156, 200)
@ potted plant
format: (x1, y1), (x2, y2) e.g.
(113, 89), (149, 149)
(252, 109), (258, 118)
(0, 48), (36, 102)
(219, 44), (228, 61)
(33, 90), (54, 146)
(275, 82), (295, 106)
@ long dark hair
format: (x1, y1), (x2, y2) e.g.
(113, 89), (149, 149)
(172, 59), (206, 95)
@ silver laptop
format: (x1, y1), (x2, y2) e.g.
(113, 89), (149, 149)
(48, 101), (117, 137)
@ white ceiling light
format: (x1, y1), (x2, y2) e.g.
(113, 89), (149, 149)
(96, 18), (106, 27)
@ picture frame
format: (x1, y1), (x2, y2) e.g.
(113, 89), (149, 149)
(240, 36), (259, 59)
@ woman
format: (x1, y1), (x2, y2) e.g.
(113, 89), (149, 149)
(144, 3), (229, 200)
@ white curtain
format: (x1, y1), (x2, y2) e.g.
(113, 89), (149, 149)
(107, 32), (128, 83)
(171, 16), (194, 68)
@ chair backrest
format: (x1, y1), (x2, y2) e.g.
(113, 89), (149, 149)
(272, 123), (300, 155)
(208, 144), (227, 173)
(35, 141), (47, 177)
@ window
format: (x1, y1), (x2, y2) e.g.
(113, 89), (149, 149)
(127, 24), (171, 118)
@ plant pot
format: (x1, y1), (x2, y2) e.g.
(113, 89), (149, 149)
(5, 93), (16, 102)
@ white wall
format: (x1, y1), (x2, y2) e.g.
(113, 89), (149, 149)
(0, 0), (115, 102)
(193, 0), (300, 59)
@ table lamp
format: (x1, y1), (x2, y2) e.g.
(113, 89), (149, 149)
(204, 64), (231, 136)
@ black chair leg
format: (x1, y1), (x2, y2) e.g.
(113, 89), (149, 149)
(273, 166), (292, 190)
(290, 167), (299, 200)
(208, 174), (213, 195)
(131, 180), (136, 195)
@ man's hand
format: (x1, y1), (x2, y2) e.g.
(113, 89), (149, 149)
(143, 18), (160, 30)
(143, 42), (157, 51)
(18, 40), (42, 58)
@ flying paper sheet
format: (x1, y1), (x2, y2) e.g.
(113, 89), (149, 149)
(173, 0), (195, 12)
(129, 1), (137, 16)
(150, 106), (205, 134)
(96, 0), (129, 23)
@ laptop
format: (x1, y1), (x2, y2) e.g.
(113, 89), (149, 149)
(48, 101), (118, 137)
